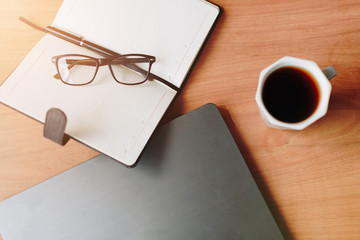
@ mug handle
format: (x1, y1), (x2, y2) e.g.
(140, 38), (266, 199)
(322, 66), (337, 80)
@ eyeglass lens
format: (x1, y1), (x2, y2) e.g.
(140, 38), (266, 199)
(110, 56), (150, 85)
(57, 56), (98, 85)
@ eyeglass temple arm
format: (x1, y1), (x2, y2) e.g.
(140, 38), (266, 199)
(20, 17), (180, 91)
(19, 16), (48, 33)
(60, 58), (179, 91)
(61, 58), (163, 83)
(112, 58), (152, 78)
(113, 58), (179, 90)
(53, 58), (150, 79)
(61, 57), (149, 66)
(52, 59), (96, 79)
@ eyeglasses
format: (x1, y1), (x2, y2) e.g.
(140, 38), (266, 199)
(20, 17), (179, 91)
(52, 54), (155, 86)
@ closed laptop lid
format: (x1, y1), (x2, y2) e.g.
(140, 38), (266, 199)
(0, 103), (284, 240)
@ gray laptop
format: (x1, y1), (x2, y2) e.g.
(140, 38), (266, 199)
(0, 104), (284, 240)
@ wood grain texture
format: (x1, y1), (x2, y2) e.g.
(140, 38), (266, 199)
(0, 0), (359, 239)
(0, 0), (99, 202)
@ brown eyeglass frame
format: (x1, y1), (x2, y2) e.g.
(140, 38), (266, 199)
(20, 17), (179, 91)
(52, 54), (155, 86)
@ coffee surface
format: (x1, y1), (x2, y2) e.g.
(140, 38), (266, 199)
(262, 66), (320, 123)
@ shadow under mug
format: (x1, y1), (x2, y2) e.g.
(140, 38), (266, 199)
(255, 56), (336, 130)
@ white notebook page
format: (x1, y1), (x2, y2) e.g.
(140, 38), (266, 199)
(52, 0), (220, 87)
(0, 35), (176, 165)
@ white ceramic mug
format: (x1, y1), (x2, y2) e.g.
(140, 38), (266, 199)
(255, 56), (336, 130)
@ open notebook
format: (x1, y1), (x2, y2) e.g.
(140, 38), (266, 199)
(0, 0), (220, 166)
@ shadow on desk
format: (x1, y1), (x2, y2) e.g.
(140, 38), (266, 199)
(218, 106), (294, 240)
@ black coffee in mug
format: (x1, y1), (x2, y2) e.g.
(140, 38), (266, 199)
(262, 66), (320, 123)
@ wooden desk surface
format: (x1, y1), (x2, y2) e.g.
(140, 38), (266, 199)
(0, 0), (359, 239)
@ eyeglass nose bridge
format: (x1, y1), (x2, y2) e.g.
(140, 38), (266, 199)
(98, 58), (111, 66)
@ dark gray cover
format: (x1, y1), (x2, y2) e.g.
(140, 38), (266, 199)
(0, 103), (284, 240)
